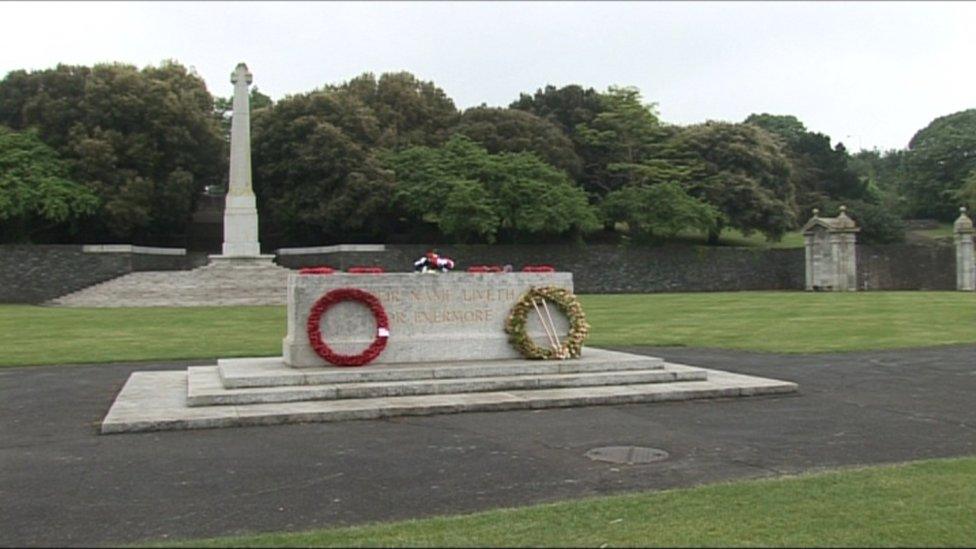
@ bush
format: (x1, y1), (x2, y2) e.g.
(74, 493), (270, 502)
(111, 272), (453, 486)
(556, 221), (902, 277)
(824, 200), (906, 244)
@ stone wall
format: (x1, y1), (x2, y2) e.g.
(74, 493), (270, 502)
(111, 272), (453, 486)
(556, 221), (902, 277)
(857, 244), (955, 291)
(2, 242), (961, 304)
(0, 245), (205, 303)
(276, 244), (807, 294)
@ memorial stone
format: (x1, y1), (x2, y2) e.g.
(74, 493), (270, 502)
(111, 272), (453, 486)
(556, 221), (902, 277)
(284, 272), (573, 367)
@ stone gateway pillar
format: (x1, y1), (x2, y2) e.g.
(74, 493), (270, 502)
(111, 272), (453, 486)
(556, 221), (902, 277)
(802, 206), (859, 291)
(211, 62), (272, 264)
(955, 207), (975, 291)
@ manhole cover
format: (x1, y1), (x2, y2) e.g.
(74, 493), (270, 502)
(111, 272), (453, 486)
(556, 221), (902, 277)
(585, 446), (669, 464)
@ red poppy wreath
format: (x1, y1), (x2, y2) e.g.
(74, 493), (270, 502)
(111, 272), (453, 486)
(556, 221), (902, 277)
(306, 288), (390, 367)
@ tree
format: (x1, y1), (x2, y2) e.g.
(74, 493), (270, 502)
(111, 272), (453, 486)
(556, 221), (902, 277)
(0, 61), (225, 242)
(953, 169), (976, 213)
(333, 72), (458, 148)
(452, 106), (582, 178)
(849, 148), (909, 215)
(0, 126), (98, 242)
(601, 182), (719, 242)
(250, 89), (395, 244)
(824, 199), (905, 244)
(745, 113), (868, 215)
(510, 83), (604, 135)
(574, 86), (681, 193)
(386, 136), (599, 243)
(903, 109), (976, 220)
(743, 113), (807, 143)
(510, 83), (608, 190)
(669, 121), (797, 243)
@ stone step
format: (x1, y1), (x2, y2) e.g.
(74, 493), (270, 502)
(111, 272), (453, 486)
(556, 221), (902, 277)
(187, 364), (704, 406)
(218, 348), (665, 388)
(48, 264), (292, 307)
(100, 365), (799, 434)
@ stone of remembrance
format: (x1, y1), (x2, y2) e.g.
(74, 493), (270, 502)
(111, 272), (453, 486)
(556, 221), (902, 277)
(101, 271), (798, 433)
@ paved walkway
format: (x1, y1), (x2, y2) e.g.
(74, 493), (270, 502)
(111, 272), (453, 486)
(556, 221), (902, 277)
(2, 345), (975, 547)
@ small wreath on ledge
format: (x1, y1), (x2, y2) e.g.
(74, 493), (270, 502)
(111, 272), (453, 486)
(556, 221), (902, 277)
(306, 288), (389, 367)
(505, 286), (589, 360)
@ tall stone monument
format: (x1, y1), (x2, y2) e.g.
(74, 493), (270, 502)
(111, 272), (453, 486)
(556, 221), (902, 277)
(954, 207), (975, 291)
(211, 62), (272, 264)
(802, 206), (859, 291)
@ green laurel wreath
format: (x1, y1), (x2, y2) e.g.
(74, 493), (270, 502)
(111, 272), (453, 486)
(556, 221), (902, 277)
(505, 286), (590, 360)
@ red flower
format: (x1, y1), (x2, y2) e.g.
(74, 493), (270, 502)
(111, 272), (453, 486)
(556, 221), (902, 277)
(306, 288), (389, 367)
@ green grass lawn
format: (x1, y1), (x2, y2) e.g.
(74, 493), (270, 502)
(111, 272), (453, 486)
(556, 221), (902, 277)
(2, 291), (975, 367)
(583, 291), (976, 353)
(0, 305), (286, 367)
(910, 223), (955, 241)
(149, 456), (976, 547)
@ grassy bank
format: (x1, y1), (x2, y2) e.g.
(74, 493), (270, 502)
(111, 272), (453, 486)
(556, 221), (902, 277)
(150, 456), (976, 547)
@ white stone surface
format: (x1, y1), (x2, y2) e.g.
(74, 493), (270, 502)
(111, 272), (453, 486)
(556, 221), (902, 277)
(100, 356), (798, 434)
(82, 244), (186, 255)
(283, 272), (575, 367)
(188, 354), (696, 407)
(219, 348), (664, 388)
(276, 244), (387, 256)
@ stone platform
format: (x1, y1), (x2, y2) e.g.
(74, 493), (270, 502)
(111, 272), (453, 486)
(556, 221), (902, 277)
(100, 348), (797, 434)
(48, 260), (291, 307)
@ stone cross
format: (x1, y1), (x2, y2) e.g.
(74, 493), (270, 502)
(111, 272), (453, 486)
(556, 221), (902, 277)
(228, 63), (253, 196)
(954, 207), (975, 291)
(220, 62), (262, 257)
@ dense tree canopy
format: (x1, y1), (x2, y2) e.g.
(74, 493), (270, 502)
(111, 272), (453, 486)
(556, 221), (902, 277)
(903, 109), (976, 220)
(3, 59), (972, 247)
(0, 126), (99, 242)
(745, 113), (869, 215)
(602, 182), (718, 242)
(332, 72), (458, 149)
(452, 106), (582, 178)
(251, 87), (396, 244)
(670, 121), (797, 242)
(386, 136), (599, 243)
(0, 61), (225, 242)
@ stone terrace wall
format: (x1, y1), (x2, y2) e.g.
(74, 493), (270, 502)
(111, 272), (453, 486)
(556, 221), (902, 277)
(277, 244), (807, 294)
(1, 242), (960, 303)
(857, 244), (955, 291)
(0, 245), (206, 303)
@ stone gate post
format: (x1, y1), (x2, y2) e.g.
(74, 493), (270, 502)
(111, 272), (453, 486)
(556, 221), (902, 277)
(802, 206), (859, 291)
(954, 207), (975, 291)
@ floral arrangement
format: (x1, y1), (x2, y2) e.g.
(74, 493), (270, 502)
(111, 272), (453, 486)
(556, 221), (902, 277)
(299, 266), (336, 275)
(306, 288), (389, 367)
(521, 265), (555, 273)
(504, 286), (589, 360)
(466, 265), (503, 273)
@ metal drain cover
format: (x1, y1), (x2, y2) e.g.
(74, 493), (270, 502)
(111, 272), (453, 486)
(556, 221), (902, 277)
(585, 446), (669, 464)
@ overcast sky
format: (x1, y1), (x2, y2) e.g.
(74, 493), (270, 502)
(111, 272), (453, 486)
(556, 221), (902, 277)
(4, 1), (974, 152)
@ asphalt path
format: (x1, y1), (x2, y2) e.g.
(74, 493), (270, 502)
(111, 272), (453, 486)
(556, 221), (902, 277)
(2, 344), (976, 547)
